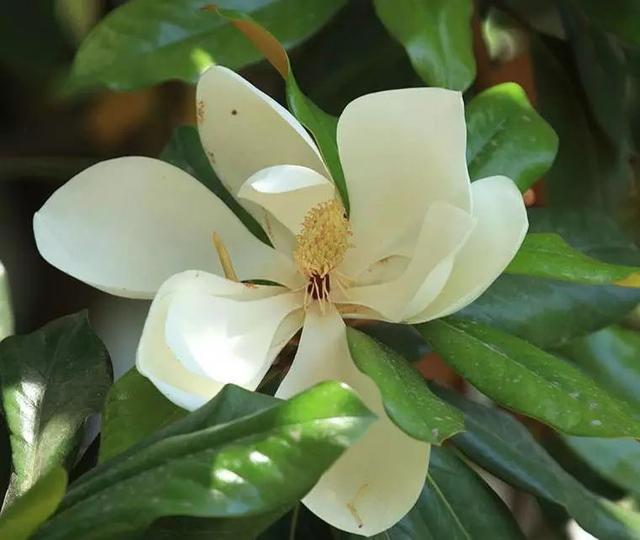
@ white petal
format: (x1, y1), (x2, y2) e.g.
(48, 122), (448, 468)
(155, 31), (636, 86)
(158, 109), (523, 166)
(165, 290), (303, 386)
(34, 157), (298, 299)
(346, 201), (476, 322)
(408, 176), (528, 323)
(197, 66), (328, 198)
(238, 165), (335, 237)
(137, 271), (302, 410)
(338, 88), (472, 276)
(277, 308), (429, 535)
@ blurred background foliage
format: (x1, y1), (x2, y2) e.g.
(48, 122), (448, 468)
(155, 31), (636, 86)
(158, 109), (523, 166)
(2, 0), (640, 538)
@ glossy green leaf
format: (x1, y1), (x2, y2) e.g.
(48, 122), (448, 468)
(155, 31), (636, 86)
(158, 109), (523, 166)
(461, 208), (640, 349)
(564, 437), (640, 497)
(35, 382), (374, 540)
(0, 261), (13, 340)
(0, 467), (67, 540)
(360, 321), (430, 363)
(365, 446), (524, 540)
(418, 318), (640, 437)
(99, 369), (187, 463)
(466, 82), (558, 191)
(0, 312), (112, 496)
(373, 0), (475, 91)
(346, 328), (463, 444)
(216, 8), (349, 210)
(560, 326), (640, 411)
(160, 124), (269, 244)
(505, 233), (640, 286)
(440, 388), (640, 540)
(66, 0), (346, 92)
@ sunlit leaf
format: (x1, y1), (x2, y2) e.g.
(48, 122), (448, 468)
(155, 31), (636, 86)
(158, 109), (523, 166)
(506, 233), (640, 287)
(35, 382), (374, 540)
(0, 467), (67, 540)
(0, 312), (112, 497)
(418, 318), (640, 437)
(66, 0), (346, 92)
(374, 0), (475, 91)
(466, 82), (558, 191)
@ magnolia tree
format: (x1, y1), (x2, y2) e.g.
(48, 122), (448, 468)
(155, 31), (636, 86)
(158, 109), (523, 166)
(1, 1), (640, 539)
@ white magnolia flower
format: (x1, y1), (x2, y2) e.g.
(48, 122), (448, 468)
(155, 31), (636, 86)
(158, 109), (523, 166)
(33, 66), (528, 535)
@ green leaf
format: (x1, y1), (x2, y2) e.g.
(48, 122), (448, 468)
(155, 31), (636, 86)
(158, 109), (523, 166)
(559, 2), (630, 146)
(346, 328), (463, 444)
(505, 233), (640, 287)
(0, 261), (13, 340)
(0, 312), (112, 496)
(578, 0), (640, 47)
(0, 467), (67, 540)
(418, 318), (640, 437)
(564, 436), (640, 497)
(160, 125), (269, 244)
(66, 0), (346, 92)
(440, 389), (640, 540)
(532, 37), (632, 215)
(35, 382), (374, 540)
(360, 321), (430, 363)
(461, 208), (640, 349)
(99, 369), (187, 463)
(465, 82), (558, 191)
(364, 446), (524, 539)
(373, 0), (475, 91)
(560, 326), (640, 411)
(216, 8), (349, 211)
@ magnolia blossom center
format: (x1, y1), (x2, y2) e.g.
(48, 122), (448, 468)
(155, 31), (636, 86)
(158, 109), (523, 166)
(293, 199), (351, 302)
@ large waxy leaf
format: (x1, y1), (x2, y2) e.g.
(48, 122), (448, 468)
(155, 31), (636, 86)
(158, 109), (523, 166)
(364, 446), (524, 540)
(0, 467), (67, 540)
(346, 328), (463, 444)
(160, 125), (269, 244)
(35, 382), (374, 540)
(564, 436), (640, 497)
(439, 389), (640, 540)
(0, 312), (112, 496)
(215, 8), (349, 211)
(418, 318), (640, 437)
(99, 369), (186, 463)
(465, 82), (558, 191)
(505, 233), (640, 287)
(560, 326), (640, 411)
(66, 0), (346, 92)
(373, 0), (475, 91)
(462, 208), (640, 349)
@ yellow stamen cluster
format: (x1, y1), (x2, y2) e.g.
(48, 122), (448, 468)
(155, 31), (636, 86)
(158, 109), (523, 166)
(294, 199), (351, 278)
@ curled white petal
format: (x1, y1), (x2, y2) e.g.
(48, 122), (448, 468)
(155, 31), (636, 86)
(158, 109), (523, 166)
(137, 271), (303, 410)
(408, 176), (528, 323)
(197, 65), (328, 200)
(338, 87), (472, 276)
(33, 157), (297, 298)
